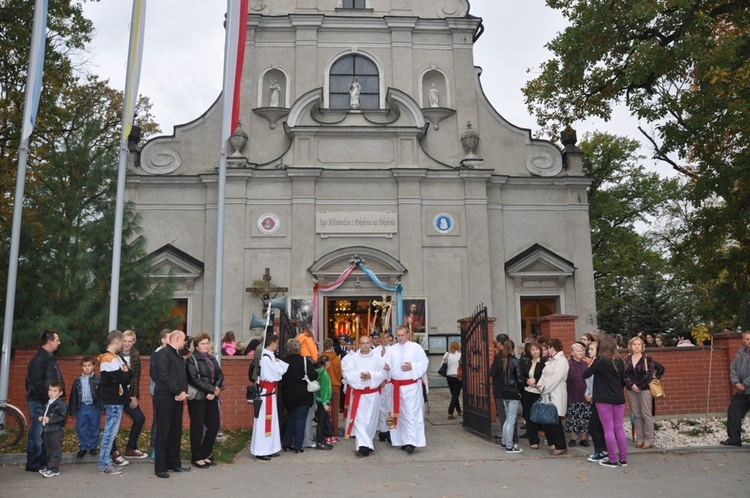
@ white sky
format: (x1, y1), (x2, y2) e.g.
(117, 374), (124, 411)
(80, 0), (668, 176)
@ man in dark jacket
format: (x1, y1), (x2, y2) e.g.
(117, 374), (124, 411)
(25, 330), (62, 472)
(153, 330), (189, 478)
(98, 330), (133, 475)
(721, 330), (750, 447)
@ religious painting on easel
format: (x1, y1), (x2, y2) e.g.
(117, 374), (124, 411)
(402, 298), (427, 349)
(291, 298), (313, 329)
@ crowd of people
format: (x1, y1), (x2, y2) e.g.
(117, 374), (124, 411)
(22, 324), (750, 478)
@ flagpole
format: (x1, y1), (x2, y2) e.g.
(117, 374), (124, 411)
(1, 0), (48, 406)
(213, 0), (248, 361)
(108, 0), (147, 331)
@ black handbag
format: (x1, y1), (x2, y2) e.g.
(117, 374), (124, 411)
(530, 394), (558, 425)
(437, 353), (448, 377)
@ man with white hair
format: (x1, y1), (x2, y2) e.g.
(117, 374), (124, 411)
(341, 335), (387, 457)
(383, 326), (429, 454)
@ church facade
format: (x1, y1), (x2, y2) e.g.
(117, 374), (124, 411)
(128, 0), (598, 359)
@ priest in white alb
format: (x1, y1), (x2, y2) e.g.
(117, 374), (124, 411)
(373, 332), (393, 442)
(383, 325), (429, 454)
(341, 335), (387, 457)
(249, 334), (289, 460)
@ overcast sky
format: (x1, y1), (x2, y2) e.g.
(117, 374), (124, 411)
(80, 0), (663, 174)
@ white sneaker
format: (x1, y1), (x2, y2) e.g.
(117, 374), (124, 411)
(505, 445), (523, 454)
(112, 455), (130, 466)
(42, 470), (60, 478)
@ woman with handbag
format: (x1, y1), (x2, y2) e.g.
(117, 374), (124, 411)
(536, 338), (570, 455)
(280, 339), (318, 453)
(623, 336), (656, 449)
(520, 341), (546, 449)
(583, 334), (627, 468)
(445, 341), (462, 419)
(186, 333), (224, 468)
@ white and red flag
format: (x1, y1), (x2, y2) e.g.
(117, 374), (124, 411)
(219, 0), (249, 146)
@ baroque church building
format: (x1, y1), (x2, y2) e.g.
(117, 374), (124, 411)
(129, 0), (597, 360)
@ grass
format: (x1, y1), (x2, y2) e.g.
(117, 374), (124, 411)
(680, 428), (708, 437)
(0, 427), (252, 464)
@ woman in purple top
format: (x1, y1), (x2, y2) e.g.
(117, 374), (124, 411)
(565, 342), (591, 447)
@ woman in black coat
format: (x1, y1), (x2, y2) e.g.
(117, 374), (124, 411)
(280, 338), (318, 453)
(520, 341), (546, 449)
(186, 333), (224, 468)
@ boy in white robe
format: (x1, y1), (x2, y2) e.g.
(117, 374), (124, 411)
(383, 326), (429, 454)
(250, 334), (289, 460)
(341, 336), (386, 457)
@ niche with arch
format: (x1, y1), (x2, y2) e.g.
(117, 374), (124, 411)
(422, 70), (448, 108)
(254, 67), (290, 129)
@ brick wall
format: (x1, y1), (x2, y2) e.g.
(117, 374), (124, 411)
(538, 313), (578, 346)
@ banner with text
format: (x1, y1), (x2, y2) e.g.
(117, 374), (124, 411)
(316, 211), (398, 235)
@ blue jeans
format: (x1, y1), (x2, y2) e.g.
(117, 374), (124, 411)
(26, 400), (45, 469)
(283, 405), (310, 451)
(502, 399), (520, 449)
(99, 405), (123, 469)
(76, 403), (101, 450)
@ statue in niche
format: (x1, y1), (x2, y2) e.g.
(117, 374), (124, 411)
(269, 79), (280, 107)
(349, 77), (361, 110)
(429, 83), (439, 108)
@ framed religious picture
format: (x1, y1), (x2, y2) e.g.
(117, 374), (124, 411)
(401, 298), (427, 348)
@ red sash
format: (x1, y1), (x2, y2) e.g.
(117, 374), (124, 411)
(345, 386), (382, 438)
(391, 378), (418, 428)
(258, 380), (277, 436)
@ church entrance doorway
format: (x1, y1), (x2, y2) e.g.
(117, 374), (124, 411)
(520, 298), (557, 339)
(324, 296), (395, 343)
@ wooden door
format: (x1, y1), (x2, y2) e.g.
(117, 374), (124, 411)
(520, 298), (556, 339)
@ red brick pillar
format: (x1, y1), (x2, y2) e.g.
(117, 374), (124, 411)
(537, 313), (578, 349)
(714, 331), (745, 380)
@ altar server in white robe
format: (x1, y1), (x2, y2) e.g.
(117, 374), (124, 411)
(373, 333), (393, 441)
(383, 326), (429, 453)
(341, 335), (387, 457)
(250, 334), (289, 460)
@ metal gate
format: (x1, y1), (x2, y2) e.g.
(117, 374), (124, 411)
(461, 305), (492, 439)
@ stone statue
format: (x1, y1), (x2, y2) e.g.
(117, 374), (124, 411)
(269, 79), (280, 107)
(429, 83), (439, 107)
(349, 77), (361, 110)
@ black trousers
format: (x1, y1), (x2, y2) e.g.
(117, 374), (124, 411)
(588, 402), (606, 453)
(187, 398), (221, 461)
(543, 416), (567, 450)
(42, 431), (63, 472)
(447, 376), (462, 415)
(726, 393), (750, 444)
(520, 390), (542, 445)
(315, 401), (333, 444)
(154, 392), (183, 473)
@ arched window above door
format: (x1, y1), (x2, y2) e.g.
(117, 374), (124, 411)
(329, 54), (379, 110)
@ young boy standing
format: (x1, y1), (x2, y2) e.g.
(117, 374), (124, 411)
(40, 381), (67, 478)
(69, 357), (102, 458)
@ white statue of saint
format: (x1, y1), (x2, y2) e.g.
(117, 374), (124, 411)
(349, 77), (361, 110)
(269, 79), (280, 107)
(429, 83), (439, 108)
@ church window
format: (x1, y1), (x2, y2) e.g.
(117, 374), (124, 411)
(329, 54), (379, 110)
(342, 0), (367, 8)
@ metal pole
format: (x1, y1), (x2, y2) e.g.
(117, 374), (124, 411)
(107, 145), (129, 331)
(212, 149), (228, 365)
(0, 144), (31, 404)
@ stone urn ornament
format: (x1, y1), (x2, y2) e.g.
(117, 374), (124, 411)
(460, 121), (482, 166)
(228, 122), (248, 158)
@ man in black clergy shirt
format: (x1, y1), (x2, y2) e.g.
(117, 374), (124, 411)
(153, 330), (190, 478)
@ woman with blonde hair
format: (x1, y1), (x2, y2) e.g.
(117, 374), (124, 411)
(444, 341), (462, 419)
(295, 323), (319, 362)
(623, 336), (656, 449)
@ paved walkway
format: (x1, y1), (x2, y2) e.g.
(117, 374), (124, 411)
(1, 389), (748, 496)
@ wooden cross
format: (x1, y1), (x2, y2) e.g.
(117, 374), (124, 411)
(245, 267), (289, 302)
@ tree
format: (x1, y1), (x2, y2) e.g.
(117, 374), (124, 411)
(524, 1), (750, 325)
(630, 269), (675, 335)
(4, 77), (173, 355)
(580, 132), (681, 336)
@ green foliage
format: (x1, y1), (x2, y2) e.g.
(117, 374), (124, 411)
(581, 132), (682, 335)
(0, 2), (173, 354)
(525, 1), (750, 326)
